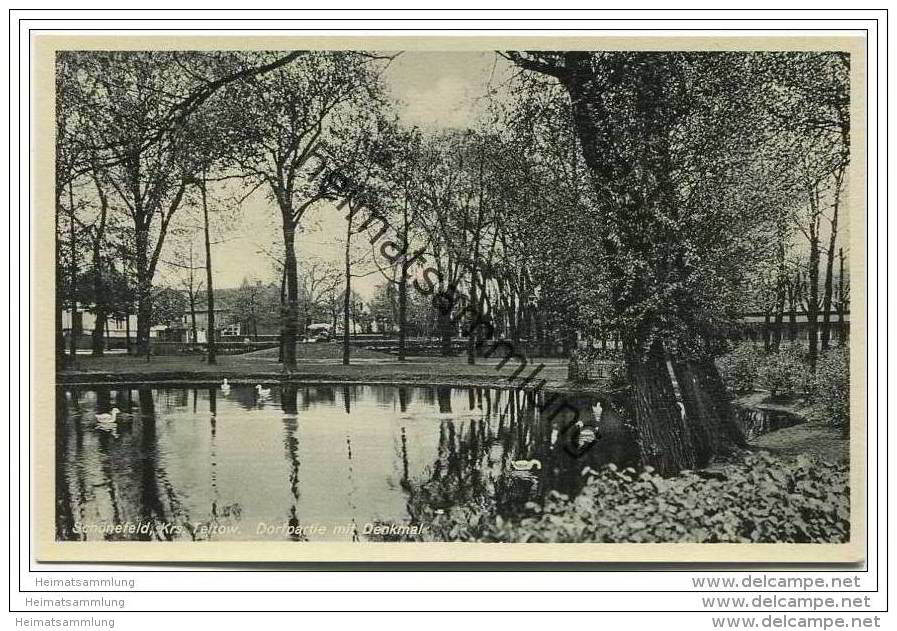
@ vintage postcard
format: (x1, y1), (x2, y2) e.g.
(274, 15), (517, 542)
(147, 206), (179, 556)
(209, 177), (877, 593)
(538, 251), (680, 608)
(33, 34), (866, 563)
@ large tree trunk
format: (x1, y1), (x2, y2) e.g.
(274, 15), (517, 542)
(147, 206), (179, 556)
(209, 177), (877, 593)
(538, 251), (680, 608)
(625, 340), (696, 476)
(201, 181), (217, 365)
(398, 264), (408, 362)
(806, 236), (820, 368)
(278, 265), (287, 363)
(90, 172), (110, 357)
(511, 52), (711, 476)
(55, 283), (65, 367)
(55, 186), (67, 368)
(68, 184), (79, 361)
(772, 289), (785, 352)
(124, 300), (131, 355)
(466, 271), (477, 365)
(281, 223), (299, 371)
(805, 183), (822, 368)
(771, 225), (787, 351)
(788, 272), (800, 343)
(467, 204), (484, 365)
(398, 194), (411, 362)
(672, 356), (746, 467)
(837, 248), (847, 346)
(91, 262), (107, 357)
(342, 216), (352, 366)
(820, 167), (844, 352)
(189, 294), (198, 345)
(135, 228), (152, 361)
(436, 282), (456, 357)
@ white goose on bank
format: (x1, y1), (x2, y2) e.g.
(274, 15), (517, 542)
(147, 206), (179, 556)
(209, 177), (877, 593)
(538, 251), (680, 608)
(220, 378), (231, 394)
(255, 384), (272, 398)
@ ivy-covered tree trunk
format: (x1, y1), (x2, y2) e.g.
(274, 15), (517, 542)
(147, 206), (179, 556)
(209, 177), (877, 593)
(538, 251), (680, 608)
(508, 50), (752, 475)
(672, 356), (747, 468)
(625, 340), (695, 476)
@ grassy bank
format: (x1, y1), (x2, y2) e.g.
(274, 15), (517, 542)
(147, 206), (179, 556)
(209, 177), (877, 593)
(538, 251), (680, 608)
(57, 343), (586, 391)
(734, 392), (849, 464)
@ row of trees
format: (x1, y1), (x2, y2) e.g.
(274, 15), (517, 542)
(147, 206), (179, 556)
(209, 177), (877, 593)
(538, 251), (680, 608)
(56, 50), (585, 368)
(56, 49), (850, 476)
(55, 51), (392, 365)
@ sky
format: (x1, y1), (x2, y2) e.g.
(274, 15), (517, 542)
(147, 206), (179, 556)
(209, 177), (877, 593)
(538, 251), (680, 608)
(157, 51), (513, 300)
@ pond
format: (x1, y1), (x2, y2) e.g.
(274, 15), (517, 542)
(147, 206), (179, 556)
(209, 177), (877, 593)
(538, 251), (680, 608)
(56, 383), (640, 542)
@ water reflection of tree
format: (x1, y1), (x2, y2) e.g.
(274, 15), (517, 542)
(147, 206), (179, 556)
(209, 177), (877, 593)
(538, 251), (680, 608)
(179, 388), (243, 541)
(134, 388), (179, 540)
(58, 387), (182, 540)
(280, 385), (308, 542)
(95, 425), (125, 533)
(59, 388), (115, 541)
(436, 386), (452, 413)
(70, 391), (92, 540)
(401, 387), (640, 523)
(301, 385), (336, 410)
(55, 387), (76, 539)
(209, 389), (219, 522)
(418, 387), (436, 407)
(398, 387), (411, 413)
(344, 433), (361, 542)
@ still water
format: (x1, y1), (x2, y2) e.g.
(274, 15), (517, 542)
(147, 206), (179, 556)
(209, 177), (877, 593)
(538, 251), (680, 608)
(56, 384), (639, 542)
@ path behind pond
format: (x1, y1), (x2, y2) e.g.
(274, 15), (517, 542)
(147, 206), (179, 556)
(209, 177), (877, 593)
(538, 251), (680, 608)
(57, 344), (582, 391)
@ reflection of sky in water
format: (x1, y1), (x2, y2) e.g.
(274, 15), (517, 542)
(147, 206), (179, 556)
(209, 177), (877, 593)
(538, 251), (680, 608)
(56, 385), (638, 542)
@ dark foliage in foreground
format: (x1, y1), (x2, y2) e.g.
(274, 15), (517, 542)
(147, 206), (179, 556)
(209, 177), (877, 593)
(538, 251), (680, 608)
(377, 453), (849, 544)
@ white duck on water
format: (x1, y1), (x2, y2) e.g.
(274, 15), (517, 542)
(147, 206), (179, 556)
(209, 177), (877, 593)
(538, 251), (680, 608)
(255, 384), (272, 398)
(94, 408), (121, 435)
(95, 408), (120, 425)
(511, 459), (542, 472)
(220, 378), (231, 394)
(574, 420), (599, 443)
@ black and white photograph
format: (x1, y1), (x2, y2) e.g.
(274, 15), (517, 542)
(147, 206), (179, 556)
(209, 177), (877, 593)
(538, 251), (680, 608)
(45, 38), (861, 559)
